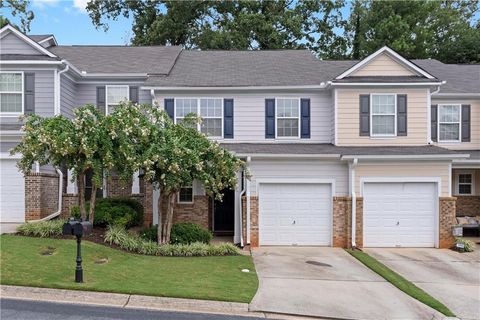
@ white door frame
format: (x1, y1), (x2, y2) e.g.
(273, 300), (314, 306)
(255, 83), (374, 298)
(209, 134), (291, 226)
(360, 177), (441, 248)
(257, 178), (336, 246)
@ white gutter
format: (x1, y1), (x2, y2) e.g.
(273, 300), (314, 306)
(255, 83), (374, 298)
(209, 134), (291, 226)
(239, 170), (246, 247)
(29, 168), (63, 222)
(349, 158), (358, 248)
(341, 154), (470, 160)
(246, 156), (251, 244)
(0, 61), (64, 65)
(234, 153), (341, 159)
(55, 60), (69, 115)
(331, 82), (444, 87)
(141, 83), (330, 91)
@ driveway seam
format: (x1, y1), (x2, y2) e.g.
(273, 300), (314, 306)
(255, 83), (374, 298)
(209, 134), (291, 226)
(260, 276), (387, 282)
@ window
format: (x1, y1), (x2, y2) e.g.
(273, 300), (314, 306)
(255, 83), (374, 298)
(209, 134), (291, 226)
(456, 172), (474, 195)
(276, 98), (300, 138)
(178, 186), (193, 203)
(175, 98), (223, 138)
(106, 85), (129, 114)
(0, 72), (23, 115)
(439, 105), (460, 142)
(371, 94), (396, 136)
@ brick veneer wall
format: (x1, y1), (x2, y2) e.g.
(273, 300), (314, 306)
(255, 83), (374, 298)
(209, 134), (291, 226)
(25, 173), (59, 221)
(241, 196), (259, 247)
(107, 176), (133, 198)
(160, 194), (211, 230)
(439, 197), (456, 249)
(456, 196), (480, 216)
(355, 197), (363, 248)
(332, 197), (352, 247)
(61, 194), (79, 218)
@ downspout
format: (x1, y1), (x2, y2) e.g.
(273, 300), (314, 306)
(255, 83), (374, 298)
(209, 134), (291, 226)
(428, 82), (444, 144)
(55, 60), (69, 115)
(239, 170), (246, 247)
(29, 168), (63, 222)
(246, 156), (251, 244)
(350, 158), (358, 248)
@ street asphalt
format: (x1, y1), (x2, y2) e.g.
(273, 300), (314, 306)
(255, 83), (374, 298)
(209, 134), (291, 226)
(0, 298), (265, 320)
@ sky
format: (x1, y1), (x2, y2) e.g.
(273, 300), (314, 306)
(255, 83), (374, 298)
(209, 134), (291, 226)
(6, 0), (135, 45)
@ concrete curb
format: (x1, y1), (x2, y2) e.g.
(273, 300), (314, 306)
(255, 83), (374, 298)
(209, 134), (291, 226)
(0, 285), (263, 318)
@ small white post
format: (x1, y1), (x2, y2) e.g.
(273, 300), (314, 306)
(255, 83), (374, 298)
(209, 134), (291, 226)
(67, 169), (78, 194)
(35, 161), (40, 173)
(132, 171), (140, 194)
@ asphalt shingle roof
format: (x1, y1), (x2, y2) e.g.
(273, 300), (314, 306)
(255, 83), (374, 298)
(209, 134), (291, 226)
(220, 143), (463, 156)
(48, 45), (182, 75)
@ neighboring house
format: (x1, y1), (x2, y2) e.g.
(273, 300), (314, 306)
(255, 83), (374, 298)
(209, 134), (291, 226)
(1, 24), (478, 248)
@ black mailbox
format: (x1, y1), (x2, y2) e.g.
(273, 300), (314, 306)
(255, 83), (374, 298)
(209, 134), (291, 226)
(62, 218), (92, 283)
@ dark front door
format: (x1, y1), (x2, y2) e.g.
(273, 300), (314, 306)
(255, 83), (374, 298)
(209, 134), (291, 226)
(214, 189), (235, 234)
(84, 169), (104, 201)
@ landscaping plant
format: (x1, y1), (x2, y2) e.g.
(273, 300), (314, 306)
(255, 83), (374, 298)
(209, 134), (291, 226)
(16, 219), (65, 237)
(170, 223), (213, 245)
(455, 237), (475, 252)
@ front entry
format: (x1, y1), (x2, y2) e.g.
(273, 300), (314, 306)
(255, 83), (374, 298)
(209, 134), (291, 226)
(213, 189), (235, 235)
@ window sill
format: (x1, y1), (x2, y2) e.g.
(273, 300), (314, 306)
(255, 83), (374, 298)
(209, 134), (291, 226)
(438, 141), (461, 144)
(177, 201), (194, 205)
(369, 136), (397, 140)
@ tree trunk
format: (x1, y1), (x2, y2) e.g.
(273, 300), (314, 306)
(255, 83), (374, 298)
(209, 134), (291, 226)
(88, 184), (97, 225)
(157, 189), (163, 245)
(161, 192), (176, 244)
(78, 170), (86, 221)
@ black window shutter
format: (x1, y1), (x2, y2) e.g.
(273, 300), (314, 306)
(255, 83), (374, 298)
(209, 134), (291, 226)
(359, 94), (370, 136)
(300, 98), (311, 139)
(24, 73), (35, 115)
(96, 86), (106, 114)
(397, 94), (407, 136)
(129, 87), (139, 104)
(461, 104), (471, 142)
(431, 105), (438, 142)
(164, 98), (174, 120)
(265, 99), (275, 139)
(223, 98), (234, 139)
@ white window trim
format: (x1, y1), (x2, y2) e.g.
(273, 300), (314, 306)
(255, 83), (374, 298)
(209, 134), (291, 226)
(0, 71), (24, 117)
(438, 104), (461, 143)
(370, 93), (397, 137)
(275, 97), (301, 139)
(174, 98), (224, 139)
(454, 170), (475, 196)
(105, 85), (129, 115)
(177, 186), (194, 204)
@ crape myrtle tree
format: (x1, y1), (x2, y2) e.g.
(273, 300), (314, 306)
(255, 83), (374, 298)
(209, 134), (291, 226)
(109, 102), (244, 244)
(12, 105), (114, 224)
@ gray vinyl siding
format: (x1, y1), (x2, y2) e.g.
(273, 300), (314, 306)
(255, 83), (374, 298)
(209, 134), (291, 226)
(0, 32), (41, 55)
(75, 83), (151, 108)
(1, 141), (19, 153)
(248, 159), (349, 196)
(60, 75), (77, 119)
(154, 90), (334, 143)
(0, 69), (55, 129)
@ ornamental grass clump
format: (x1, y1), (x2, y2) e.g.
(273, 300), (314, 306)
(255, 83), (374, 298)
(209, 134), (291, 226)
(16, 219), (64, 238)
(104, 225), (239, 256)
(455, 237), (476, 252)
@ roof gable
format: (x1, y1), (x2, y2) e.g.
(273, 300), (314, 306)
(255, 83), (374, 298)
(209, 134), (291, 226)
(0, 25), (56, 57)
(336, 46), (435, 80)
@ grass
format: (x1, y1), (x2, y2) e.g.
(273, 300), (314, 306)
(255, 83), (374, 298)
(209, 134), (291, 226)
(0, 235), (258, 303)
(345, 249), (455, 317)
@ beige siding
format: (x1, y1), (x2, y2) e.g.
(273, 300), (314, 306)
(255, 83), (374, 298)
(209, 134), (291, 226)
(337, 88), (429, 146)
(452, 169), (480, 196)
(351, 53), (416, 77)
(355, 162), (450, 197)
(432, 99), (480, 150)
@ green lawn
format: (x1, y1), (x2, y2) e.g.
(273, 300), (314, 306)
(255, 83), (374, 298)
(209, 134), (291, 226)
(346, 249), (455, 317)
(0, 235), (258, 303)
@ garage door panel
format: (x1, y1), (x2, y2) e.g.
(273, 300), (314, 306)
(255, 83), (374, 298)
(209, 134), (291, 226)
(259, 183), (332, 246)
(1, 159), (25, 223)
(364, 182), (436, 248)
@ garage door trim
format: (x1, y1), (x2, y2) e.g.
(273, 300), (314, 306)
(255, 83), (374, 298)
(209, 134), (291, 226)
(360, 176), (441, 248)
(257, 178), (335, 246)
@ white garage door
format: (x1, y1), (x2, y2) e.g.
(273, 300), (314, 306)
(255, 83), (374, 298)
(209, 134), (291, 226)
(363, 182), (437, 248)
(259, 183), (332, 246)
(0, 159), (25, 223)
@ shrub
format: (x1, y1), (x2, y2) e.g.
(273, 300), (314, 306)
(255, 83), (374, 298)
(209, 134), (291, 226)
(17, 219), (64, 237)
(68, 197), (143, 228)
(170, 223), (213, 245)
(455, 237), (475, 252)
(104, 225), (239, 256)
(140, 225), (158, 242)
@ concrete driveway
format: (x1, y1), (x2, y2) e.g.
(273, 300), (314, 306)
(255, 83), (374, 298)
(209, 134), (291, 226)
(249, 247), (443, 319)
(366, 247), (480, 320)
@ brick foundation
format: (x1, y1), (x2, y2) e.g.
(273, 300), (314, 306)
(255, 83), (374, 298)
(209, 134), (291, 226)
(355, 197), (363, 248)
(25, 173), (60, 221)
(160, 194), (210, 230)
(456, 196), (480, 216)
(61, 193), (79, 218)
(332, 196), (352, 247)
(439, 197), (456, 249)
(241, 196), (259, 247)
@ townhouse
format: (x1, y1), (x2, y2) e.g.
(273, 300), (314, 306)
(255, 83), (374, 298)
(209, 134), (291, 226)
(1, 24), (478, 248)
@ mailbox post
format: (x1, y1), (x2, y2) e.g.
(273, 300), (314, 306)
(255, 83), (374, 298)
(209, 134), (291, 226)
(62, 218), (92, 283)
